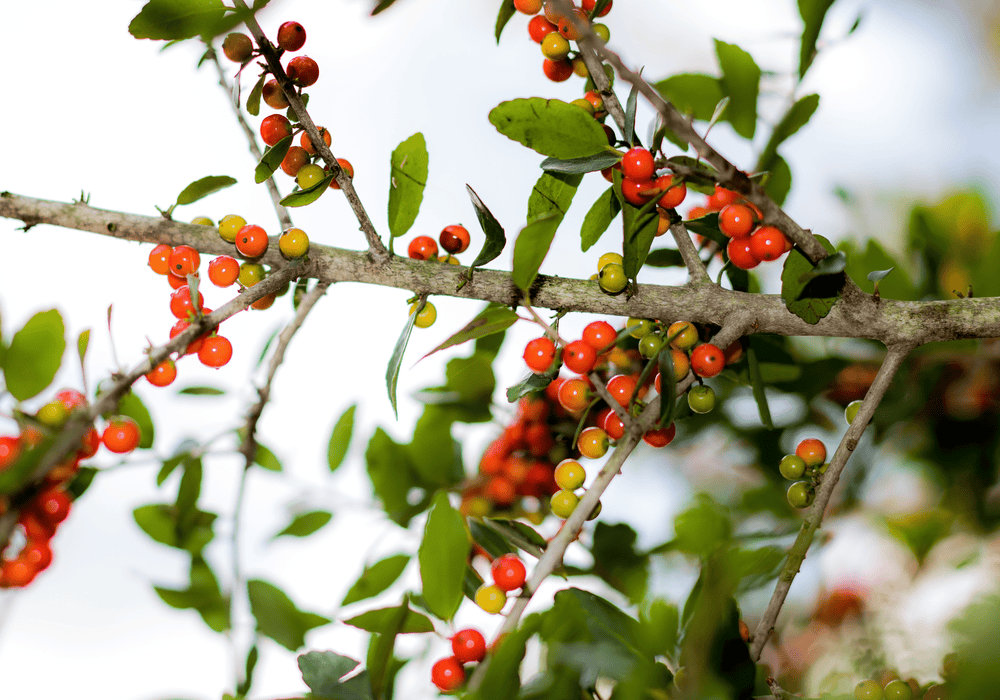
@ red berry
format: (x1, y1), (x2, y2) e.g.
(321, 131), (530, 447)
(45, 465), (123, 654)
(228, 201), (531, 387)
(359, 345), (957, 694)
(749, 226), (788, 262)
(148, 244), (172, 275)
(208, 256), (240, 287)
(514, 0), (542, 13)
(102, 417), (141, 454)
(262, 79), (290, 109)
(407, 236), (438, 261)
(35, 488), (71, 524)
(523, 337), (556, 373)
(260, 114), (291, 147)
(582, 320), (617, 351)
(727, 237), (760, 270)
(79, 427), (101, 459)
(706, 185), (738, 210)
(276, 21), (306, 51)
(280, 145), (309, 176)
(598, 406), (626, 440)
(654, 176), (686, 209)
(198, 335), (233, 368)
(170, 318), (207, 356)
(222, 32), (253, 62)
(168, 245), (201, 277)
(1, 558), (36, 588)
(690, 344), (725, 378)
(169, 285), (204, 320)
(55, 388), (87, 411)
(286, 55), (319, 86)
(582, 0), (612, 15)
(558, 378), (591, 412)
(528, 15), (558, 42)
(563, 340), (598, 374)
(19, 509), (55, 541)
(146, 359), (177, 387)
(795, 438), (827, 467)
(485, 476), (516, 506)
(621, 148), (655, 181)
(452, 629), (487, 664)
(492, 554), (527, 591)
(300, 127), (331, 155)
(542, 58), (573, 82)
(439, 225), (470, 254)
(557, 8), (588, 40)
(0, 436), (20, 471)
(22, 539), (53, 572)
(643, 423), (676, 448)
(235, 224), (269, 258)
(431, 657), (465, 692)
(718, 203), (756, 238)
(621, 177), (657, 207)
(328, 158), (354, 189)
(606, 374), (637, 407)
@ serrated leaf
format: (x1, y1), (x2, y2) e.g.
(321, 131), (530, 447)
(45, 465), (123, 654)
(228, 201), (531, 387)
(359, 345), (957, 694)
(540, 152), (620, 174)
(178, 385), (225, 396)
(273, 510), (332, 539)
(175, 175), (237, 206)
(387, 133), (428, 239)
(298, 651), (360, 697)
(344, 605), (434, 634)
(495, 0), (516, 43)
(248, 579), (330, 651)
(714, 40), (761, 139)
(867, 267), (894, 283)
(255, 136), (293, 184)
(342, 554), (410, 606)
(386, 304), (419, 419)
(252, 443), (282, 471)
(798, 0), (836, 79)
(128, 0), (227, 40)
(581, 186), (622, 252)
(328, 404), (356, 472)
(418, 491), (469, 621)
(780, 234), (842, 324)
(624, 82), (639, 146)
(489, 98), (610, 159)
(513, 215), (561, 293)
(4, 309), (65, 401)
(420, 304), (518, 361)
(281, 174), (335, 207)
(466, 185), (507, 270)
(746, 347), (774, 430)
(654, 73), (726, 122)
(246, 72), (265, 117)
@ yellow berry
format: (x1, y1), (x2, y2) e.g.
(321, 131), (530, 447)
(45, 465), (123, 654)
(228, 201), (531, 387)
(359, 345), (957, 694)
(597, 251), (623, 272)
(279, 228), (310, 258)
(191, 216), (214, 226)
(475, 583), (506, 614)
(550, 489), (580, 519)
(409, 301), (437, 328)
(238, 262), (265, 287)
(554, 459), (586, 490)
(219, 214), (246, 243)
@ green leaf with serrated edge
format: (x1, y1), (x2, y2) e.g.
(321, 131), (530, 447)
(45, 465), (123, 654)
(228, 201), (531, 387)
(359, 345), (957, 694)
(342, 554), (410, 606)
(175, 175), (237, 206)
(746, 348), (774, 430)
(540, 152), (621, 174)
(489, 98), (610, 159)
(246, 72), (265, 117)
(248, 579), (330, 651)
(387, 133), (428, 239)
(781, 234), (841, 324)
(645, 248), (685, 267)
(344, 605), (434, 634)
(112, 390), (154, 449)
(298, 651), (360, 697)
(468, 520), (516, 559)
(255, 136), (293, 184)
(683, 211), (726, 246)
(419, 491), (469, 621)
(67, 466), (98, 500)
(528, 171), (582, 224)
(757, 94), (819, 173)
(489, 518), (548, 549)
(714, 40), (761, 139)
(77, 328), (89, 367)
(495, 0), (516, 42)
(420, 304), (518, 361)
(280, 173), (335, 207)
(654, 73), (726, 122)
(466, 185), (507, 270)
(386, 302), (419, 419)
(273, 510), (332, 539)
(763, 154), (792, 206)
(581, 186), (622, 252)
(5, 309), (65, 401)
(327, 403), (356, 472)
(513, 215), (561, 293)
(622, 200), (659, 283)
(128, 0), (226, 40)
(178, 385), (225, 395)
(798, 0), (836, 79)
(251, 443), (282, 471)
(624, 81), (639, 145)
(658, 338), (677, 428)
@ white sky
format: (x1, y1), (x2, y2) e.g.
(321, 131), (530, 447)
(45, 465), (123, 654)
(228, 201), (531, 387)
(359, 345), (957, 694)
(1, 0), (998, 698)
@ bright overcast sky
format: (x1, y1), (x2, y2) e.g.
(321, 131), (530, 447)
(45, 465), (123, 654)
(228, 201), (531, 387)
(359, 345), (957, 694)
(1, 0), (999, 698)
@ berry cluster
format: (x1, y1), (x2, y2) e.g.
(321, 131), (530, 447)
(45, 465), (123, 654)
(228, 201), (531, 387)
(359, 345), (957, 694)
(516, 0), (612, 83)
(224, 23), (355, 199)
(855, 677), (916, 700)
(688, 185), (794, 270)
(0, 389), (141, 588)
(778, 438), (828, 509)
(403, 225), (472, 329)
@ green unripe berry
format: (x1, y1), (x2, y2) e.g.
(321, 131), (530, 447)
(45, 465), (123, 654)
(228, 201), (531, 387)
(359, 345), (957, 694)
(626, 317), (653, 339)
(845, 400), (863, 424)
(597, 251), (623, 272)
(598, 262), (627, 294)
(778, 454), (806, 480)
(638, 333), (664, 359)
(296, 163), (326, 190)
(37, 400), (68, 427)
(883, 680), (912, 700)
(787, 481), (815, 509)
(854, 679), (883, 700)
(540, 32), (571, 60)
(550, 489), (579, 519)
(587, 499), (602, 520)
(687, 385), (716, 414)
(592, 23), (610, 42)
(238, 262), (266, 287)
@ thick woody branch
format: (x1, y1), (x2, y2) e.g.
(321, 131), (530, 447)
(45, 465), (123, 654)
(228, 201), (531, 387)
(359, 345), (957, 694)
(4, 194), (994, 347)
(748, 345), (912, 661)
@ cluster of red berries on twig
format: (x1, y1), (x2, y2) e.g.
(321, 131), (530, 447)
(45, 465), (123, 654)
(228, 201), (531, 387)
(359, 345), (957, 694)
(403, 225), (472, 329)
(688, 185), (794, 269)
(516, 0), (613, 83)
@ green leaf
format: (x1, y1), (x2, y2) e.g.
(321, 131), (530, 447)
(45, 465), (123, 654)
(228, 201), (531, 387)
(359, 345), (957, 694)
(175, 175), (237, 206)
(540, 152), (620, 174)
(128, 0), (226, 40)
(280, 173), (335, 207)
(489, 98), (610, 159)
(488, 518), (549, 550)
(666, 156), (720, 196)
(4, 309), (65, 401)
(813, 251), (846, 276)
(419, 304), (518, 361)
(591, 522), (649, 604)
(67, 466), (98, 500)
(867, 268), (894, 283)
(506, 367), (557, 403)
(495, 0), (516, 43)
(298, 651), (360, 696)
(133, 503), (217, 553)
(674, 495), (731, 556)
(473, 618), (538, 700)
(780, 234), (842, 324)
(344, 605), (434, 634)
(154, 556), (230, 633)
(175, 457), (204, 529)
(386, 304), (419, 419)
(407, 406), (464, 487)
(418, 491), (469, 621)
(645, 248), (685, 267)
(115, 390), (155, 449)
(658, 338), (677, 428)
(468, 520), (516, 559)
(714, 40), (761, 139)
(798, 0), (836, 79)
(366, 612), (408, 700)
(77, 328), (90, 368)
(746, 347), (774, 430)
(640, 600), (679, 659)
(342, 554), (411, 606)
(255, 137), (293, 184)
(762, 154), (792, 206)
(372, 0), (400, 15)
(757, 94), (819, 173)
(581, 186), (622, 252)
(247, 579), (331, 651)
(513, 215), (561, 293)
(237, 645), (259, 697)
(327, 404), (356, 472)
(273, 510), (332, 539)
(387, 133), (428, 239)
(623, 82), (639, 146)
(245, 71), (266, 117)
(654, 73), (725, 122)
(622, 202), (660, 283)
(466, 185), (507, 270)
(178, 385), (225, 396)
(527, 171), (582, 224)
(365, 428), (428, 527)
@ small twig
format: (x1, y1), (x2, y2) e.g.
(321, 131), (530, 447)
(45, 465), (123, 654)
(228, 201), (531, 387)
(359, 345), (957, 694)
(669, 222), (711, 283)
(748, 344), (912, 661)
